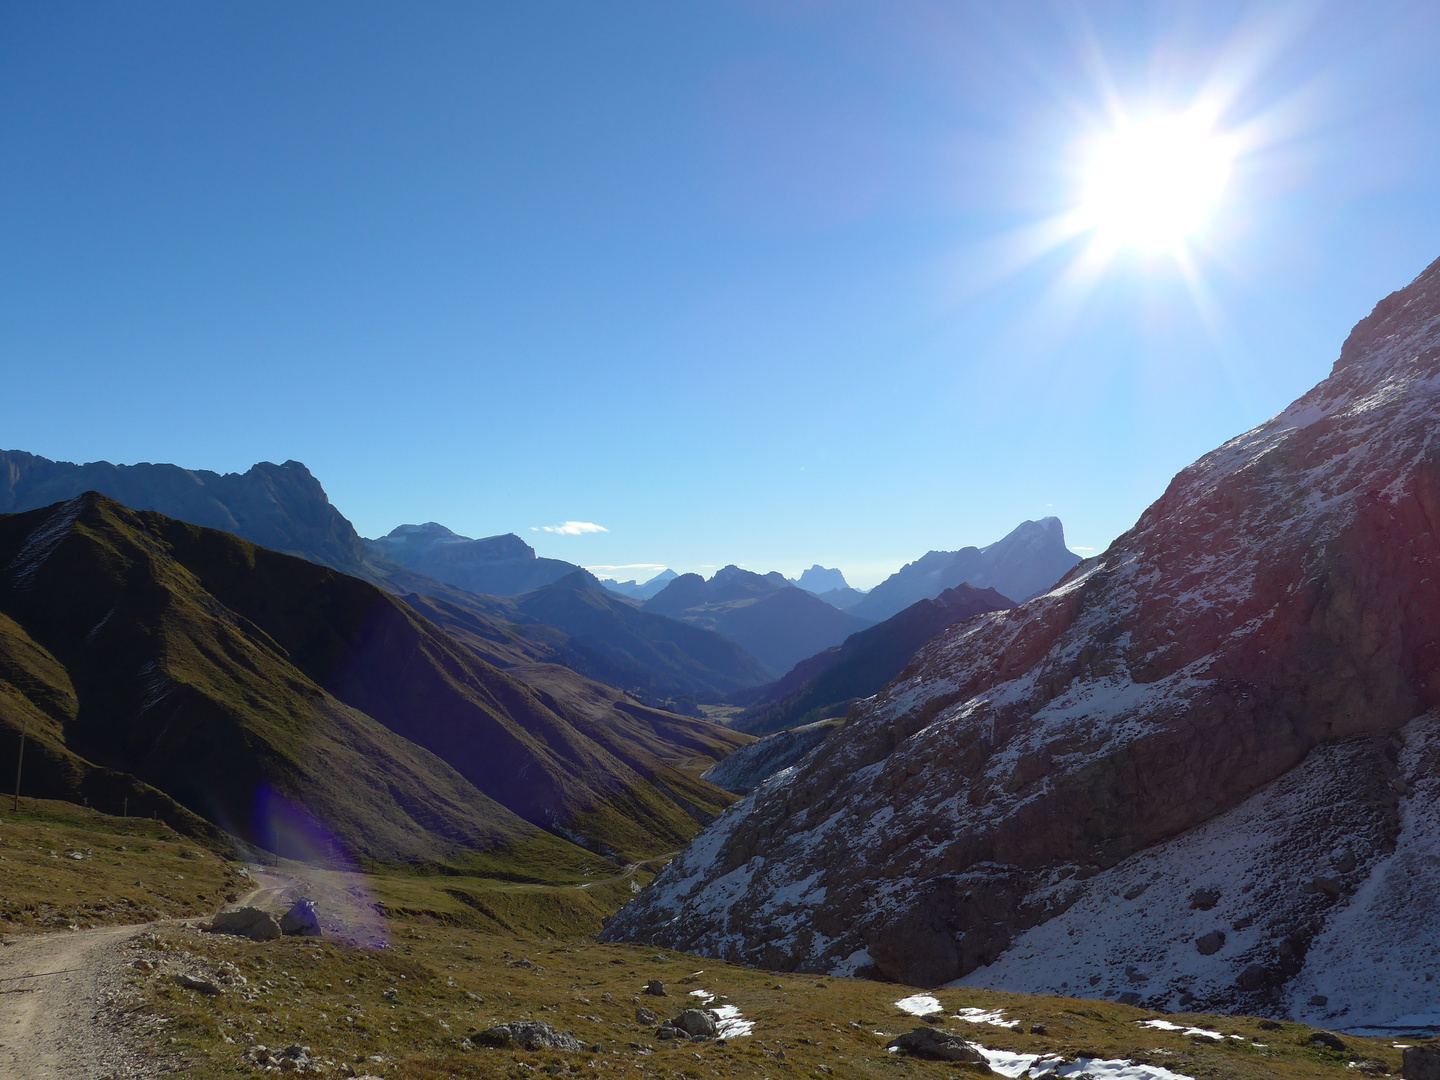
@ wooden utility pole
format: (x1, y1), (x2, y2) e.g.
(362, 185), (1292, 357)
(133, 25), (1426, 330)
(12, 721), (25, 813)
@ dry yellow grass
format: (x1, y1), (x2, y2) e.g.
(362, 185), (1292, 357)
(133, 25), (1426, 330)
(1, 801), (1415, 1079)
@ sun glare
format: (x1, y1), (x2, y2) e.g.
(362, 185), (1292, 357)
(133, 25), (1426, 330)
(1079, 114), (1234, 251)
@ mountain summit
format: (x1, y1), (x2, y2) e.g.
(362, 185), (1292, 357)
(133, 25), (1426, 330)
(849, 517), (1079, 622)
(367, 523), (579, 596)
(603, 256), (1440, 1028)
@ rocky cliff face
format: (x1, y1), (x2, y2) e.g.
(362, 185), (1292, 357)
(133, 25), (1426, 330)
(602, 256), (1440, 1028)
(0, 453), (372, 575)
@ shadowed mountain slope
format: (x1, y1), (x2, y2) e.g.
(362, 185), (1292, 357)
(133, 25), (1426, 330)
(848, 518), (1080, 622)
(736, 583), (1014, 737)
(417, 572), (773, 703)
(603, 257), (1440, 1028)
(644, 566), (872, 678)
(0, 494), (742, 863)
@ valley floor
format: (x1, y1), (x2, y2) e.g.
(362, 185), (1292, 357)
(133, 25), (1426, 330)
(0, 801), (1420, 1080)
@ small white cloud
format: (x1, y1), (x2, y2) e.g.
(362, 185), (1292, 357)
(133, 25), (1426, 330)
(1073, 546), (1096, 551)
(586, 563), (667, 576)
(537, 521), (608, 536)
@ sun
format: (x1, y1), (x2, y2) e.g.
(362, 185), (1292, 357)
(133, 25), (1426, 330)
(1079, 114), (1234, 252)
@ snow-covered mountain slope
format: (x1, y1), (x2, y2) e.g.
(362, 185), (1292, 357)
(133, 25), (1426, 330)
(601, 255), (1440, 1026)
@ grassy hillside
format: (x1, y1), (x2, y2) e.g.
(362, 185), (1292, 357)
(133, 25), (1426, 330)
(0, 494), (743, 866)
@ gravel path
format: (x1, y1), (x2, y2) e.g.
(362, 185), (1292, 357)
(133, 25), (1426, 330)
(0, 921), (152, 1079)
(0, 866), (298, 1079)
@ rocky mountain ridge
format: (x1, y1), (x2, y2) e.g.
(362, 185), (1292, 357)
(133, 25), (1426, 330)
(366, 522), (581, 596)
(602, 256), (1440, 1031)
(644, 566), (872, 678)
(848, 517), (1080, 622)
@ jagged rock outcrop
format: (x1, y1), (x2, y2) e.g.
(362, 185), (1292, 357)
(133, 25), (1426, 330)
(602, 256), (1440, 1027)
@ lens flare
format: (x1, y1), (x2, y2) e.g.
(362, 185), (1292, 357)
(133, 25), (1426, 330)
(1079, 114), (1234, 251)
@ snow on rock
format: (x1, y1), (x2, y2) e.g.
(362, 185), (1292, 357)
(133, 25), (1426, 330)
(602, 256), (1440, 1026)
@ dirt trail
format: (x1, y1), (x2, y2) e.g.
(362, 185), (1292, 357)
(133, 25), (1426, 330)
(0, 922), (148, 1080)
(0, 865), (298, 1079)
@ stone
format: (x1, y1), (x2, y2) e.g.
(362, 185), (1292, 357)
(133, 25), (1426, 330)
(280, 899), (322, 937)
(1310, 1031), (1346, 1052)
(1117, 991), (1141, 1006)
(1332, 849), (1357, 874)
(1029, 1023), (1047, 1035)
(131, 958), (154, 973)
(670, 1009), (717, 1039)
(477, 1021), (587, 1052)
(207, 906), (282, 942)
(1189, 888), (1221, 910)
(1195, 930), (1226, 955)
(1308, 876), (1343, 896)
(643, 980), (667, 996)
(886, 1028), (991, 1068)
(655, 1025), (685, 1041)
(381, 987), (398, 1002)
(1310, 994), (1329, 1007)
(172, 972), (222, 995)
(635, 1007), (658, 1024)
(1236, 964), (1269, 991)
(1403, 1044), (1440, 1079)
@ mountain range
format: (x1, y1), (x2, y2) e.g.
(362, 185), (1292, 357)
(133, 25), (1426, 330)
(601, 256), (1440, 1031)
(847, 517), (1080, 622)
(736, 583), (1014, 737)
(644, 565), (873, 678)
(0, 493), (747, 865)
(412, 571), (773, 705)
(366, 522), (581, 596)
(600, 569), (679, 601)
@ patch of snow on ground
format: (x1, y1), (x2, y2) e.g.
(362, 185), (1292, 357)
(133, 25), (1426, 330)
(709, 1004), (753, 1038)
(955, 1007), (1019, 1029)
(1137, 1019), (1240, 1041)
(971, 1044), (1195, 1079)
(688, 989), (714, 1002)
(894, 994), (943, 1016)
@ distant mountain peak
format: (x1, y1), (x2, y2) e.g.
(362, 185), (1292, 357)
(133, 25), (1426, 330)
(384, 521), (464, 541)
(795, 565), (849, 595)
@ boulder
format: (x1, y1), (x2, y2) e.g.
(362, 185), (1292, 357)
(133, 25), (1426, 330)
(670, 1009), (717, 1039)
(635, 1007), (658, 1024)
(172, 972), (221, 995)
(1195, 930), (1226, 955)
(643, 979), (667, 996)
(477, 1021), (587, 1052)
(206, 906), (281, 941)
(1189, 888), (1221, 911)
(280, 899), (322, 937)
(1310, 1031), (1346, 1052)
(886, 1028), (991, 1068)
(1404, 1044), (1440, 1080)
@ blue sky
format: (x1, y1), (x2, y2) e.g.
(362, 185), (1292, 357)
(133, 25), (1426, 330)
(4, 2), (1440, 587)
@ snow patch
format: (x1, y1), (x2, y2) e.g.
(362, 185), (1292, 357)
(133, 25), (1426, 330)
(894, 994), (943, 1016)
